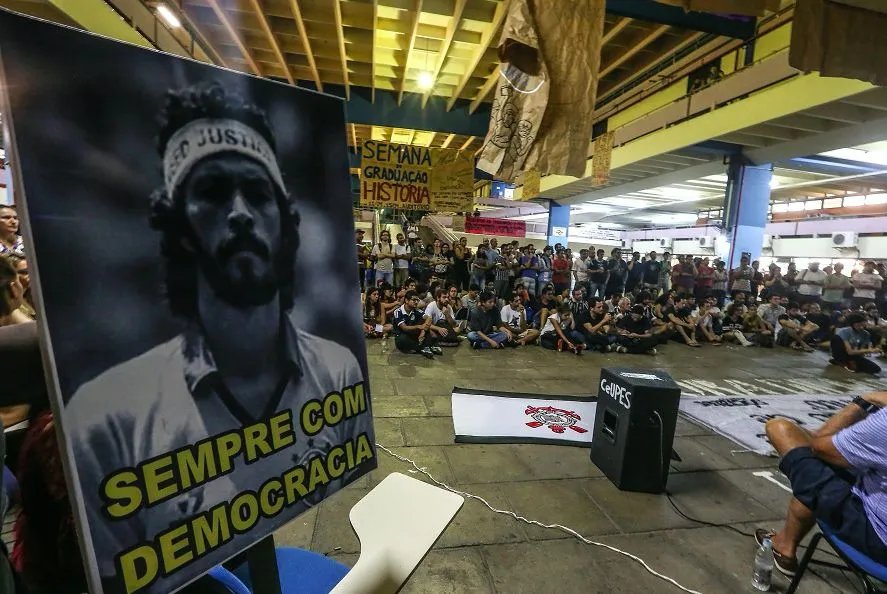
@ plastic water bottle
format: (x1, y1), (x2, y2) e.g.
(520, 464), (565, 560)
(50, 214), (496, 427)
(380, 335), (390, 354)
(752, 538), (774, 591)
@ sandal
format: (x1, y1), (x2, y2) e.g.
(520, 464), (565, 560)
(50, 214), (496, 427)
(754, 529), (798, 577)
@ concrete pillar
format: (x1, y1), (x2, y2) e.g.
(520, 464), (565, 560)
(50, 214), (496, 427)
(724, 157), (771, 268)
(546, 201), (570, 247)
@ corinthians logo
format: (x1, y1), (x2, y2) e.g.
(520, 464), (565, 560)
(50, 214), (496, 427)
(524, 405), (588, 435)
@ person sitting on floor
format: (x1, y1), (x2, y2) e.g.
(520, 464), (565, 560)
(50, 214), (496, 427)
(758, 393), (887, 577)
(467, 291), (514, 349)
(499, 294), (540, 347)
(539, 303), (584, 355)
(776, 302), (817, 353)
(424, 288), (461, 347)
(614, 305), (659, 355)
(579, 297), (615, 353)
(392, 290), (441, 359)
(829, 313), (883, 375)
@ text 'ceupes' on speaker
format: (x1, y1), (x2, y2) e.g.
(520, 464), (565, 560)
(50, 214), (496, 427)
(590, 367), (681, 494)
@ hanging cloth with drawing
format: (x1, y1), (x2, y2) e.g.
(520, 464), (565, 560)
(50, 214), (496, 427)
(476, 0), (605, 183)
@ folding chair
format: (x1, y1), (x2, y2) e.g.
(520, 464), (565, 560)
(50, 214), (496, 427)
(788, 522), (887, 594)
(208, 472), (464, 594)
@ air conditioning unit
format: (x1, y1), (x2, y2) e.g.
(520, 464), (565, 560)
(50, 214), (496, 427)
(659, 237), (673, 249)
(762, 234), (773, 249)
(698, 237), (713, 248)
(831, 232), (859, 248)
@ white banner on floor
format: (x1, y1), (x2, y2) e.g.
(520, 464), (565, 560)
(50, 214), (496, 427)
(451, 387), (597, 447)
(679, 393), (854, 455)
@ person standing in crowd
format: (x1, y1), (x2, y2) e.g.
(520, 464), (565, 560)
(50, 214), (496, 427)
(795, 262), (827, 306)
(372, 229), (395, 286)
(784, 261), (799, 290)
(6, 254), (34, 319)
(467, 291), (513, 349)
(492, 244), (513, 300)
(518, 244), (540, 297)
(822, 262), (850, 312)
(711, 259), (728, 308)
(536, 245), (553, 296)
(625, 252), (644, 295)
(551, 248), (571, 295)
(672, 254), (696, 296)
(355, 229), (368, 291)
(641, 251), (662, 295)
(695, 257), (714, 303)
(730, 255), (753, 298)
(450, 236), (470, 291)
(587, 248), (609, 299)
(763, 264), (791, 302)
(471, 239), (491, 288)
(425, 238), (448, 286)
(605, 248), (627, 298)
(751, 260), (764, 300)
(851, 261), (882, 310)
(393, 232), (411, 288)
(0, 206), (23, 256)
(0, 255), (30, 327)
(393, 290), (439, 358)
(572, 248), (590, 293)
(658, 251), (673, 294)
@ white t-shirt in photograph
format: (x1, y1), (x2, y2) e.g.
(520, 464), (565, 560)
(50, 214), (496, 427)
(500, 304), (524, 329)
(393, 243), (411, 269)
(796, 269), (827, 296)
(852, 272), (882, 300)
(424, 301), (452, 324)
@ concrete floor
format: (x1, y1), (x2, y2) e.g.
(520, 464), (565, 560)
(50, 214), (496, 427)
(275, 342), (886, 593)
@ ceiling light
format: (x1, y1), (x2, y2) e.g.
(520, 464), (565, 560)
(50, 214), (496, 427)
(417, 72), (434, 90)
(157, 4), (181, 28)
(770, 179), (781, 189)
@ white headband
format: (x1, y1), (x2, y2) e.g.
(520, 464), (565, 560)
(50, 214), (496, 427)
(162, 118), (286, 196)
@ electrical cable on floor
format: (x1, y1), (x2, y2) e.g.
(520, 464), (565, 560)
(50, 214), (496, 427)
(375, 442), (705, 594)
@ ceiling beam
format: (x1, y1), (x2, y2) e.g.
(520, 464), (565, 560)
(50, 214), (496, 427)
(351, 123), (358, 153)
(247, 0), (294, 84)
(469, 69), (498, 114)
(446, 0), (509, 111)
(397, 0), (424, 105)
(176, 4), (227, 67)
(441, 133), (456, 149)
(422, 0), (468, 108)
(602, 17), (632, 45)
(600, 31), (704, 98)
(372, 0), (379, 103)
(287, 0), (322, 90)
(459, 135), (475, 151)
(407, 129), (416, 145)
(600, 24), (670, 78)
(205, 0), (261, 75)
(332, 0), (350, 99)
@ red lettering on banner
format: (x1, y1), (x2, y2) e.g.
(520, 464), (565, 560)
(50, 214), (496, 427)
(463, 216), (526, 238)
(361, 180), (430, 209)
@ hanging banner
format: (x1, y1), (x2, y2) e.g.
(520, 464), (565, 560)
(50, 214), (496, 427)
(522, 170), (540, 199)
(359, 140), (473, 212)
(464, 216), (527, 237)
(0, 10), (376, 594)
(592, 131), (615, 187)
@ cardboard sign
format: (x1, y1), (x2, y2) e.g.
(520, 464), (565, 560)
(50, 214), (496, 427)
(463, 216), (527, 237)
(592, 131), (615, 187)
(522, 170), (540, 199)
(359, 140), (473, 212)
(0, 10), (376, 594)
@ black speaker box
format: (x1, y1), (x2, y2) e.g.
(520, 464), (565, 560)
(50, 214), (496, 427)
(590, 367), (681, 494)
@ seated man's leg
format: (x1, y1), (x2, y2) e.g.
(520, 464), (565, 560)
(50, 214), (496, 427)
(395, 333), (420, 353)
(488, 331), (508, 347)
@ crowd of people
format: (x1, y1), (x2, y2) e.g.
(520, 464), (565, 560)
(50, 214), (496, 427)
(357, 229), (887, 374)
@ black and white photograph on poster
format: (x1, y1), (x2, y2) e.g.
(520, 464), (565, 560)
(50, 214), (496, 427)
(0, 9), (376, 594)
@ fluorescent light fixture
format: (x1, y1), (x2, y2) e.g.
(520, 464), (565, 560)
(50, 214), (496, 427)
(417, 72), (434, 90)
(821, 147), (887, 166)
(770, 179), (781, 189)
(843, 195), (865, 207)
(865, 194), (887, 205)
(157, 4), (181, 28)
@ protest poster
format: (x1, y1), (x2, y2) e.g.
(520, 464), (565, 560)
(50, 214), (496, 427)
(592, 131), (615, 187)
(359, 140), (474, 212)
(0, 9), (376, 594)
(463, 216), (527, 237)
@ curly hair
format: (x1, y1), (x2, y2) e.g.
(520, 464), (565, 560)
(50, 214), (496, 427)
(149, 81), (299, 319)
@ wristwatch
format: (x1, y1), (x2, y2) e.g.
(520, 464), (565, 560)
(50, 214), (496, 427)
(852, 396), (881, 415)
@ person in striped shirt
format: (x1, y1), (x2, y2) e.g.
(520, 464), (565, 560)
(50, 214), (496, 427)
(757, 393), (887, 576)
